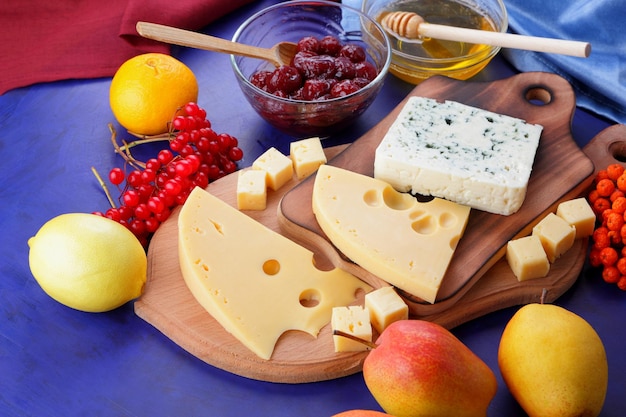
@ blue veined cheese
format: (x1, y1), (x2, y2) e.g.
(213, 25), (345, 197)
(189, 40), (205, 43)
(374, 97), (543, 215)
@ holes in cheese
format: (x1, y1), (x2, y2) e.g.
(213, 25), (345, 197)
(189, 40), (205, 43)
(262, 259), (280, 275)
(312, 164), (471, 304)
(179, 186), (371, 360)
(299, 289), (321, 308)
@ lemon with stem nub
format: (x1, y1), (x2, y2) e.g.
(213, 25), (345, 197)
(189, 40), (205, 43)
(28, 213), (147, 313)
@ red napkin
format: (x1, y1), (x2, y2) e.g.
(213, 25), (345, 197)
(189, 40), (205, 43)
(0, 0), (255, 95)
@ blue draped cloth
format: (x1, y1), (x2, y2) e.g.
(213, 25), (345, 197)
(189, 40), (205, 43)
(502, 0), (626, 124)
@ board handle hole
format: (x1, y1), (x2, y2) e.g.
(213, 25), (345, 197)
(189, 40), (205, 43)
(525, 87), (552, 106)
(608, 141), (626, 162)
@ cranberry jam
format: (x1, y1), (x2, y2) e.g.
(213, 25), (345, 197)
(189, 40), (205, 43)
(250, 35), (378, 101)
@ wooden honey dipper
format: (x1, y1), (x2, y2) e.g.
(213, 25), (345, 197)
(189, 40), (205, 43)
(381, 11), (591, 58)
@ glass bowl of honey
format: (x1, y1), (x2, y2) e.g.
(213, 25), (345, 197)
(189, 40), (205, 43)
(362, 0), (507, 84)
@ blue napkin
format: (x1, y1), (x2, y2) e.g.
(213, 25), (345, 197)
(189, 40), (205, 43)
(502, 0), (626, 124)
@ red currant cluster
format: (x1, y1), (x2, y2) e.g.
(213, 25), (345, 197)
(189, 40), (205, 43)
(94, 102), (243, 247)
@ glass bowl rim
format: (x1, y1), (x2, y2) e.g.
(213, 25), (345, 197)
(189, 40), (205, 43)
(230, 0), (393, 105)
(368, 0), (509, 64)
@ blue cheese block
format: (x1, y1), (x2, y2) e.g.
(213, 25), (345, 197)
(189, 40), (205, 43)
(374, 97), (543, 215)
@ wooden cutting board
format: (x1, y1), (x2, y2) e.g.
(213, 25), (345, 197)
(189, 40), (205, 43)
(279, 72), (594, 316)
(135, 73), (611, 384)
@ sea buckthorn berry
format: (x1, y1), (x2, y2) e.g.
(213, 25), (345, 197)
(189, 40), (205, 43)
(588, 189), (600, 204)
(593, 197), (611, 216)
(602, 265), (620, 284)
(600, 246), (619, 267)
(617, 173), (626, 192)
(610, 189), (625, 202)
(589, 248), (602, 267)
(592, 227), (610, 250)
(612, 196), (626, 213)
(606, 163), (624, 181)
(617, 257), (626, 275)
(606, 211), (624, 231)
(595, 169), (609, 183)
(596, 178), (615, 197)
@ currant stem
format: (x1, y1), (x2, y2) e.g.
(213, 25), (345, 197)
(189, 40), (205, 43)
(108, 123), (146, 170)
(91, 166), (117, 209)
(120, 133), (171, 151)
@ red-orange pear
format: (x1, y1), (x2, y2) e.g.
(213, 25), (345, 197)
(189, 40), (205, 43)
(363, 320), (497, 417)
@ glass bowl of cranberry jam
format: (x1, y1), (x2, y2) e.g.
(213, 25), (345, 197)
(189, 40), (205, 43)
(231, 0), (391, 138)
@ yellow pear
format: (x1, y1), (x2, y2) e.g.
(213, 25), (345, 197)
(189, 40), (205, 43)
(498, 303), (608, 417)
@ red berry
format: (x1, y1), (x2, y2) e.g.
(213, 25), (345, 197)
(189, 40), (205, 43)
(228, 147), (244, 162)
(319, 35), (342, 56)
(296, 36), (319, 53)
(108, 168), (125, 185)
(122, 190), (140, 207)
(339, 44), (366, 63)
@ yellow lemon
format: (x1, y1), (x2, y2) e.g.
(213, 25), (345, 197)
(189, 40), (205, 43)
(28, 213), (147, 313)
(110, 53), (198, 135)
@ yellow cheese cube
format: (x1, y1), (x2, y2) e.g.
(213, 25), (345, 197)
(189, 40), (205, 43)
(331, 306), (372, 352)
(252, 147), (293, 191)
(506, 235), (550, 281)
(532, 212), (576, 262)
(556, 197), (596, 239)
(290, 137), (327, 180)
(236, 169), (267, 211)
(364, 286), (408, 333)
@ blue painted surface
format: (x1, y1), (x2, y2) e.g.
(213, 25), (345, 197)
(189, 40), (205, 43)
(1, 1), (622, 416)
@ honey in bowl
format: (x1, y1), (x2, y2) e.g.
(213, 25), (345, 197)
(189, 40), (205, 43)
(365, 0), (506, 84)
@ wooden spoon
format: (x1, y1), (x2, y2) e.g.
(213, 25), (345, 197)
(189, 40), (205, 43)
(136, 22), (298, 67)
(381, 11), (591, 58)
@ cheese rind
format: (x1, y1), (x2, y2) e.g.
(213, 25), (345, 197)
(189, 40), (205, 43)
(290, 137), (327, 180)
(506, 235), (550, 281)
(556, 197), (595, 239)
(532, 212), (576, 263)
(236, 169), (267, 211)
(178, 186), (370, 360)
(374, 97), (543, 215)
(252, 147), (293, 191)
(312, 164), (470, 304)
(364, 286), (408, 333)
(331, 306), (372, 352)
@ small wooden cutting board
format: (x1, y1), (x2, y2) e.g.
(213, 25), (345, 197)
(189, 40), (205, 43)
(279, 72), (594, 315)
(135, 73), (613, 383)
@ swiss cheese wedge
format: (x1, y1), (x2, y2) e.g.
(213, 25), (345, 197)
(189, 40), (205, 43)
(312, 165), (470, 304)
(178, 186), (370, 360)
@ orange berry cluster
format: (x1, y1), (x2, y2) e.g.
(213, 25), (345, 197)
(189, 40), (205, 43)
(588, 163), (626, 290)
